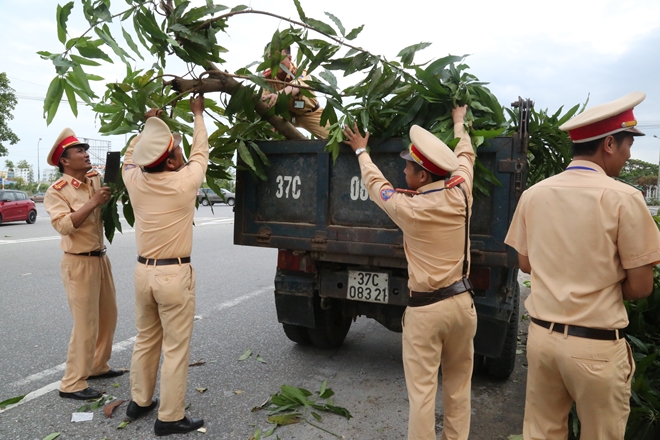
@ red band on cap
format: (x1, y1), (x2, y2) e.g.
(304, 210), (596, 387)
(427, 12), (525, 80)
(51, 136), (81, 164)
(144, 136), (175, 169)
(568, 108), (637, 142)
(410, 144), (448, 176)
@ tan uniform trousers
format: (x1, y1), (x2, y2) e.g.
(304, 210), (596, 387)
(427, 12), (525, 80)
(524, 321), (634, 440)
(292, 106), (330, 139)
(130, 262), (196, 422)
(60, 253), (117, 393)
(402, 291), (477, 440)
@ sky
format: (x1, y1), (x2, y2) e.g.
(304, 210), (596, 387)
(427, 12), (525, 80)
(2, 0), (660, 178)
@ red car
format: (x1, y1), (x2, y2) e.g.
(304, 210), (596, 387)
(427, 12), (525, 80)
(0, 190), (37, 224)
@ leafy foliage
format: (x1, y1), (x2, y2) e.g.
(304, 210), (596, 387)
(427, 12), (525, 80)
(0, 72), (20, 157)
(41, 1), (509, 242)
(624, 244), (660, 440)
(251, 380), (351, 438)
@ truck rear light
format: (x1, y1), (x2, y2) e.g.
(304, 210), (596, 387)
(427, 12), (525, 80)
(469, 267), (490, 290)
(277, 249), (316, 273)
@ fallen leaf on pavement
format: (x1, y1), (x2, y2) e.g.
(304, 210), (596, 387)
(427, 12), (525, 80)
(189, 360), (206, 367)
(256, 354), (266, 364)
(0, 394), (26, 409)
(104, 399), (125, 418)
(234, 390), (243, 395)
(42, 433), (60, 440)
(238, 349), (252, 361)
(117, 420), (130, 429)
(197, 427), (207, 433)
(196, 387), (207, 393)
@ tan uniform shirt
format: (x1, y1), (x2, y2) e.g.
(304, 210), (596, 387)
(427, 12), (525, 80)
(505, 160), (660, 329)
(122, 118), (208, 259)
(44, 172), (105, 253)
(268, 74), (319, 116)
(359, 122), (475, 292)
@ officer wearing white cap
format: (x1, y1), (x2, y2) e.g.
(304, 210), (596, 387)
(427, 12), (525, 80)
(505, 91), (660, 439)
(343, 105), (477, 440)
(44, 129), (122, 401)
(122, 95), (206, 436)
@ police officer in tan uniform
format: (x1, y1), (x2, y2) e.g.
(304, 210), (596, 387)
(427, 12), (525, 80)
(505, 92), (660, 440)
(121, 96), (206, 436)
(343, 105), (477, 440)
(44, 129), (122, 401)
(261, 46), (329, 139)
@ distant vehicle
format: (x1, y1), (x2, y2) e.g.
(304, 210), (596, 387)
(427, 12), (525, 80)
(220, 188), (235, 206)
(30, 192), (46, 203)
(0, 190), (37, 224)
(197, 188), (235, 206)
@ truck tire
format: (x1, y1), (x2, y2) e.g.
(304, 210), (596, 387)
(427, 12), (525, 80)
(484, 282), (520, 380)
(282, 323), (312, 345)
(307, 302), (352, 349)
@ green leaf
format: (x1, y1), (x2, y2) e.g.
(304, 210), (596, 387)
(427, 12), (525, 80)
(44, 77), (64, 125)
(52, 55), (76, 75)
(70, 54), (101, 66)
(122, 27), (144, 60)
(76, 44), (113, 63)
(237, 140), (257, 173)
(180, 4), (228, 23)
(56, 2), (74, 44)
(345, 24), (364, 40)
(324, 12), (345, 36)
(311, 411), (322, 421)
(303, 17), (336, 36)
(63, 80), (78, 117)
(42, 434), (61, 440)
(256, 354), (266, 363)
(230, 5), (249, 12)
(267, 413), (301, 426)
(397, 42), (432, 66)
(0, 394), (25, 408)
(117, 420), (130, 429)
(293, 0), (306, 21)
(238, 348), (252, 361)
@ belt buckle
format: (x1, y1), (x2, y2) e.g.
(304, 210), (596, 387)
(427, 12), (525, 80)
(100, 248), (107, 257)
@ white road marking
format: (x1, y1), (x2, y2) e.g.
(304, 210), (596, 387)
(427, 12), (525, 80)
(2, 286), (269, 413)
(0, 382), (61, 414)
(0, 217), (233, 244)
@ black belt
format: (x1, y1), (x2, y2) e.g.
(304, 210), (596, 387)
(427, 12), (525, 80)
(531, 317), (623, 341)
(137, 256), (191, 266)
(66, 248), (107, 257)
(408, 278), (473, 308)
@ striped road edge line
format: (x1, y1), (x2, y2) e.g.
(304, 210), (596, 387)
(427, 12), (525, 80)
(1, 286), (270, 413)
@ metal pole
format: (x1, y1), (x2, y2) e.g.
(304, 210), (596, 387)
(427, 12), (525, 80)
(37, 138), (42, 184)
(655, 135), (660, 199)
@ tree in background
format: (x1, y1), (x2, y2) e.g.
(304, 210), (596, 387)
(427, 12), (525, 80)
(4, 159), (14, 171)
(0, 72), (20, 157)
(619, 158), (659, 186)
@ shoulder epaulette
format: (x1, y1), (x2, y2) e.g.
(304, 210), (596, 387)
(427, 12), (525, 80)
(395, 188), (420, 196)
(52, 180), (68, 191)
(86, 170), (99, 177)
(445, 176), (465, 189)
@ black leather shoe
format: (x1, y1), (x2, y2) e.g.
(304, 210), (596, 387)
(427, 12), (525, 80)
(126, 398), (158, 420)
(59, 387), (102, 400)
(88, 368), (125, 379)
(154, 416), (204, 436)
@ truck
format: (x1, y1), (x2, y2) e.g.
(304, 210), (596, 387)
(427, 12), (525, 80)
(234, 99), (531, 379)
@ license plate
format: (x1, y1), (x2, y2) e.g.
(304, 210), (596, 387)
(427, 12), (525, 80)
(347, 270), (389, 304)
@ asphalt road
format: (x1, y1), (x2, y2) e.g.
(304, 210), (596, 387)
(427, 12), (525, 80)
(0, 203), (528, 440)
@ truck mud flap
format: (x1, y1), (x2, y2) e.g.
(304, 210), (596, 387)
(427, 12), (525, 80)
(274, 270), (316, 328)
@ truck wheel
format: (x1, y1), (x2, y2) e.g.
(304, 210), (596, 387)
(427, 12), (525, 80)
(307, 302), (351, 349)
(282, 323), (312, 345)
(484, 282), (520, 380)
